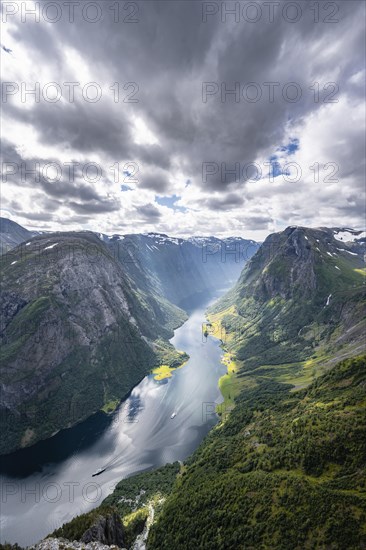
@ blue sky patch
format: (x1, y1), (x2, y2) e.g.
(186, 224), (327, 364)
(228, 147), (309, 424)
(278, 138), (299, 155)
(268, 138), (299, 178)
(155, 194), (187, 212)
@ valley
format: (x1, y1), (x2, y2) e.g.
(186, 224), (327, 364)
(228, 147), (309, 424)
(2, 5), (365, 548)
(0, 221), (256, 456)
(0, 289), (228, 546)
(0, 221), (365, 549)
(0, 218), (256, 546)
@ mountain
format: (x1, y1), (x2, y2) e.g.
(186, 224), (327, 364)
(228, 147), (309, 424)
(208, 226), (366, 373)
(99, 232), (259, 308)
(0, 232), (187, 455)
(148, 355), (366, 549)
(0, 217), (39, 255)
(0, 218), (259, 307)
(0, 221), (258, 455)
(146, 226), (366, 549)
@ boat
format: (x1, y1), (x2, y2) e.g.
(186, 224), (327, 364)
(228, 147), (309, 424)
(92, 467), (106, 477)
(171, 412), (177, 419)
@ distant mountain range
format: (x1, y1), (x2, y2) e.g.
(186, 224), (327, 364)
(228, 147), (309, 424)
(0, 218), (258, 307)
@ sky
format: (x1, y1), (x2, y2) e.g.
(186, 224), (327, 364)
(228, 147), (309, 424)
(1, 0), (365, 240)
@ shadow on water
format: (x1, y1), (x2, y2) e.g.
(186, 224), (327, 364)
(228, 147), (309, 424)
(0, 411), (112, 478)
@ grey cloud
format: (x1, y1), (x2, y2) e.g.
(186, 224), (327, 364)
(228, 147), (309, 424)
(69, 198), (120, 214)
(133, 144), (172, 171)
(139, 172), (170, 193)
(137, 203), (162, 220)
(2, 0), (365, 230)
(1, 141), (118, 211)
(205, 193), (245, 210)
(18, 211), (54, 221)
(5, 100), (133, 159)
(236, 215), (273, 230)
(64, 215), (95, 224)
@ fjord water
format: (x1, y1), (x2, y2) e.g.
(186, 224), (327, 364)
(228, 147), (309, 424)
(0, 290), (228, 546)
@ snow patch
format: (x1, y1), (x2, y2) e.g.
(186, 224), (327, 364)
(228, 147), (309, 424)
(334, 229), (366, 242)
(44, 243), (58, 251)
(337, 248), (358, 256)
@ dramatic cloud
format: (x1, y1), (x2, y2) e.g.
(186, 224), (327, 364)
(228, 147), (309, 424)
(1, 0), (365, 239)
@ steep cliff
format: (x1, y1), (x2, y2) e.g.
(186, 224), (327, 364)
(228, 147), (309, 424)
(0, 232), (186, 454)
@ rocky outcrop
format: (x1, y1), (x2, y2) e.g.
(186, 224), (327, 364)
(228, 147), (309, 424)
(80, 512), (125, 547)
(32, 538), (126, 550)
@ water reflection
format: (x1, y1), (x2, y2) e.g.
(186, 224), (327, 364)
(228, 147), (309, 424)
(0, 290), (227, 546)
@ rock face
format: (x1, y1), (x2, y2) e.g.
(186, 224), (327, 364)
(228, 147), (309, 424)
(0, 232), (185, 455)
(237, 226), (365, 301)
(80, 512), (125, 547)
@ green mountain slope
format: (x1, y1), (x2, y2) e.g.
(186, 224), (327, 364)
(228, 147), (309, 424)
(209, 226), (365, 381)
(148, 355), (366, 549)
(147, 226), (366, 549)
(0, 232), (186, 455)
